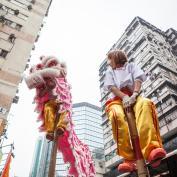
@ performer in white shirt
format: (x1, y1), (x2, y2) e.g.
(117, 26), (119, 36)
(104, 49), (166, 173)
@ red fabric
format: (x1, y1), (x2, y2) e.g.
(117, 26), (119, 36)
(132, 137), (143, 160)
(105, 87), (132, 106)
(1, 151), (12, 177)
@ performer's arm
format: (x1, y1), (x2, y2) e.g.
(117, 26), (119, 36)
(110, 86), (127, 99)
(128, 80), (142, 106)
(133, 80), (142, 94)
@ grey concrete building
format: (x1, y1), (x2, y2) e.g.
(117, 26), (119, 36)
(165, 28), (177, 57)
(0, 0), (52, 135)
(99, 16), (177, 176)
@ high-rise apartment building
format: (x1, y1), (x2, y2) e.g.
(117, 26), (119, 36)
(72, 102), (104, 152)
(0, 0), (52, 135)
(29, 136), (50, 177)
(99, 16), (177, 176)
(30, 102), (105, 177)
(165, 28), (177, 57)
(71, 102), (105, 176)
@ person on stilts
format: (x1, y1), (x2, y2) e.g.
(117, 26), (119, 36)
(104, 49), (166, 173)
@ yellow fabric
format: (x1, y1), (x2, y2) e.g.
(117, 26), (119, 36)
(44, 100), (68, 133)
(106, 96), (163, 160)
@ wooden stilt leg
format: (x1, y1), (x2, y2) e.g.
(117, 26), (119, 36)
(125, 107), (149, 177)
(48, 131), (59, 177)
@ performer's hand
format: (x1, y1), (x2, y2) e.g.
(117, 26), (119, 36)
(129, 92), (139, 105)
(122, 95), (131, 108)
(56, 99), (63, 105)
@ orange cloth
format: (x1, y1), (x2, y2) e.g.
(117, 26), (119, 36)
(1, 151), (12, 177)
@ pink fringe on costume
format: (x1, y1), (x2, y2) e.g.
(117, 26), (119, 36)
(34, 77), (96, 177)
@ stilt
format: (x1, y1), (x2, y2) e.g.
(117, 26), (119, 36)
(125, 107), (149, 177)
(48, 103), (61, 177)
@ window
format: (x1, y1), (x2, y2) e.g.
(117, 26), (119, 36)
(0, 49), (8, 58)
(10, 0), (28, 9)
(2, 4), (28, 21)
(5, 20), (13, 26)
(3, 18), (23, 31)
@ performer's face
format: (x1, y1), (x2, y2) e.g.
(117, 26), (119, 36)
(107, 57), (116, 69)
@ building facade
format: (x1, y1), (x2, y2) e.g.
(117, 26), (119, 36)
(72, 102), (104, 152)
(0, 0), (52, 135)
(30, 102), (105, 177)
(71, 102), (105, 176)
(29, 136), (50, 177)
(99, 17), (177, 176)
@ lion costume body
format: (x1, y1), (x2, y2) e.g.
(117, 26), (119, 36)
(25, 56), (95, 177)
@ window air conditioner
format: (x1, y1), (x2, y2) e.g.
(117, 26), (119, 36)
(13, 96), (19, 104)
(31, 0), (36, 4)
(14, 9), (19, 15)
(27, 5), (32, 10)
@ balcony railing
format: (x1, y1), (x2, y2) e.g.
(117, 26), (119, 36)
(0, 38), (13, 52)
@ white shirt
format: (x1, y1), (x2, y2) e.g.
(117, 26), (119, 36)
(104, 62), (147, 94)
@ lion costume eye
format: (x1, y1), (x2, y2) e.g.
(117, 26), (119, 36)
(36, 64), (43, 69)
(48, 61), (57, 67)
(48, 62), (54, 67)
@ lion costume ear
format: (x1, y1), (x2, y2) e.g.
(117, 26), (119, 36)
(44, 56), (59, 67)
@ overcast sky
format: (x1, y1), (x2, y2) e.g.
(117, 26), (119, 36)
(4, 0), (177, 176)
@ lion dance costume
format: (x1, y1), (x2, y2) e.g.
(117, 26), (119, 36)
(25, 56), (95, 177)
